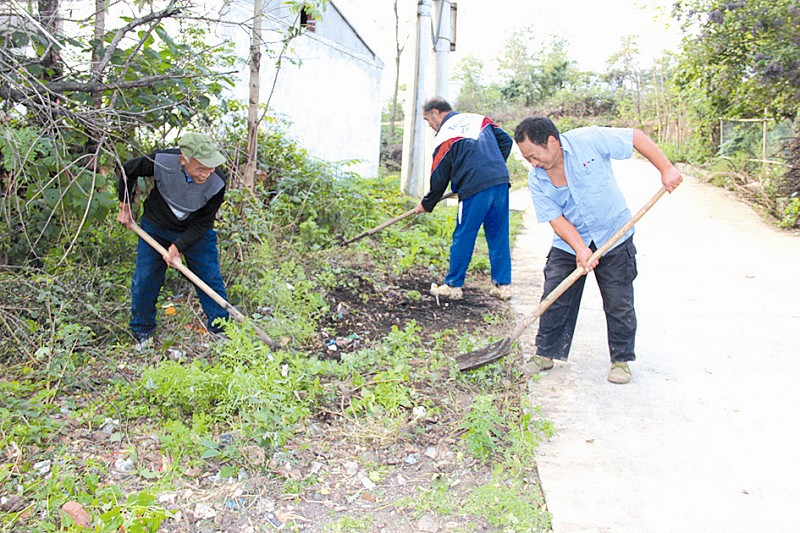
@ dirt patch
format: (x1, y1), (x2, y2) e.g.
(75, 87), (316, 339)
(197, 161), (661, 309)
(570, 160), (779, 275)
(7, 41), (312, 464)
(4, 265), (545, 533)
(318, 270), (512, 359)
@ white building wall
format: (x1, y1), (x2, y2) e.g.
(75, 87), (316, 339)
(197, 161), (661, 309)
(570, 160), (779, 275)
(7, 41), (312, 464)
(265, 32), (383, 178)
(221, 1), (384, 179)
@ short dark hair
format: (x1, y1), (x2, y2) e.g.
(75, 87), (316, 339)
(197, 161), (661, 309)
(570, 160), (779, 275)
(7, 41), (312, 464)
(423, 96), (452, 113)
(514, 116), (560, 146)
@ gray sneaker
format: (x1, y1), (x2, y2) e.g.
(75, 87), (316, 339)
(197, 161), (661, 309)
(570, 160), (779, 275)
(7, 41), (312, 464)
(488, 284), (512, 300)
(522, 355), (554, 375)
(608, 362), (632, 384)
(430, 283), (463, 300)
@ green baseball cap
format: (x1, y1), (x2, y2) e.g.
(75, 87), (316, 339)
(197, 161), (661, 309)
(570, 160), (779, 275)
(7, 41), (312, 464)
(178, 133), (226, 168)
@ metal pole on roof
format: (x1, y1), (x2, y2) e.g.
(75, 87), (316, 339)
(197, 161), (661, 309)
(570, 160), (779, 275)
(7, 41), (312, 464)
(400, 0), (432, 198)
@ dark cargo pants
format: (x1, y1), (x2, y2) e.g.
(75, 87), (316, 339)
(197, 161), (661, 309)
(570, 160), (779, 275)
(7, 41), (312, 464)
(535, 236), (638, 363)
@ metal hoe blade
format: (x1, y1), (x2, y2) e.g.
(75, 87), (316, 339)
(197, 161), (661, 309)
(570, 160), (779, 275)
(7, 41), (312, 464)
(454, 186), (669, 371)
(457, 337), (513, 371)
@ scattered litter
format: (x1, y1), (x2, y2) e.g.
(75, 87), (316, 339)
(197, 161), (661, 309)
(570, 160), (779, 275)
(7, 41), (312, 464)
(361, 476), (377, 489)
(166, 348), (186, 361)
(343, 460), (359, 476)
(157, 493), (176, 504)
(114, 458), (134, 473)
(0, 495), (26, 513)
(218, 432), (235, 447)
(326, 339), (338, 352)
(417, 514), (440, 532)
(33, 460), (52, 475)
(99, 418), (119, 434)
(240, 445), (266, 466)
(265, 511), (284, 529)
(62, 501), (91, 527)
(193, 503), (217, 519)
(424, 446), (437, 459)
(336, 337), (351, 347)
(404, 453), (419, 465)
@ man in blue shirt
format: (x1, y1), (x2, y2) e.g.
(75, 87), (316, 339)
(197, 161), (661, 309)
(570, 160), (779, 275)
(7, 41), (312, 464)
(514, 116), (682, 384)
(414, 97), (514, 301)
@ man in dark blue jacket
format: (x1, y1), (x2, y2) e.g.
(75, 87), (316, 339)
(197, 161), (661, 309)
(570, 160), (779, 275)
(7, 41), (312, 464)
(116, 133), (229, 348)
(414, 96), (513, 301)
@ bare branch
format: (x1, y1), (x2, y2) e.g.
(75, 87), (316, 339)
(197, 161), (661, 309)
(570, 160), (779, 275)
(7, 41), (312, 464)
(1, 71), (236, 103)
(92, 1), (181, 82)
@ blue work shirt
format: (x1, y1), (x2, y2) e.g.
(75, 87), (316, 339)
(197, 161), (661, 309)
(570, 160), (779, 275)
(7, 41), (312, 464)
(528, 126), (634, 255)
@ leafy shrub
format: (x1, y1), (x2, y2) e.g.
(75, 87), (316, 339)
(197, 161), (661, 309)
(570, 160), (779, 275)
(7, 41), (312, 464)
(460, 394), (507, 462)
(0, 127), (117, 265)
(137, 348), (322, 449)
(779, 197), (800, 228)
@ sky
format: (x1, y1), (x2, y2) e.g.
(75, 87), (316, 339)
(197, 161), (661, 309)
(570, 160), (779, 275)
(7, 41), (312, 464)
(334, 0), (681, 101)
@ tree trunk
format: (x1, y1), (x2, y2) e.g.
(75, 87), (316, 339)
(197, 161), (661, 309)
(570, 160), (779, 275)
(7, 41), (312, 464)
(389, 0), (403, 142)
(243, 0), (264, 191)
(87, 0), (105, 154)
(38, 0), (62, 80)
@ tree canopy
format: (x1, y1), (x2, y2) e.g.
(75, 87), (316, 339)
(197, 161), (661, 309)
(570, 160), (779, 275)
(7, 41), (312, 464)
(674, 0), (800, 120)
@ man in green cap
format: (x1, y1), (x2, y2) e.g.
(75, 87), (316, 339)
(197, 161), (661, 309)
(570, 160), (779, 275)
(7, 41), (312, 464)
(116, 133), (229, 347)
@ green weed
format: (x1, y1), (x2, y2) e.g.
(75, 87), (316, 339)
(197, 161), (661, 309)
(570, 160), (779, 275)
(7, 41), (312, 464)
(324, 513), (374, 532)
(399, 475), (458, 515)
(0, 382), (64, 449)
(133, 348), (321, 450)
(463, 475), (551, 532)
(460, 394), (507, 463)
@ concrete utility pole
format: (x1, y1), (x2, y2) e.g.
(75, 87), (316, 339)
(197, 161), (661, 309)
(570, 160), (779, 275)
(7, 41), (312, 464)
(433, 0), (452, 100)
(400, 0), (432, 198)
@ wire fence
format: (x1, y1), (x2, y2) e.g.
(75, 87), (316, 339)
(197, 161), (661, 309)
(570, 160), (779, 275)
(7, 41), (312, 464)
(719, 116), (793, 170)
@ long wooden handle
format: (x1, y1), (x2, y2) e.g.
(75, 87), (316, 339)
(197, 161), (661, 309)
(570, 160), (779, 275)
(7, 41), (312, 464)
(508, 186), (668, 343)
(130, 222), (278, 348)
(341, 190), (457, 246)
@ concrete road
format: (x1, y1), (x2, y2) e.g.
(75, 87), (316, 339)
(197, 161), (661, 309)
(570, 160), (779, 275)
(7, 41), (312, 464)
(510, 159), (800, 533)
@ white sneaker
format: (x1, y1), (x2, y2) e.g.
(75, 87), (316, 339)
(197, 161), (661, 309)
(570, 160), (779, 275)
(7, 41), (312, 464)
(488, 284), (512, 300)
(430, 283), (463, 300)
(134, 336), (153, 352)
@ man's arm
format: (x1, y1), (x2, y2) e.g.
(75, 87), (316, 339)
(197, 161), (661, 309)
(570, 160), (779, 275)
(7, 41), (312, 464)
(632, 129), (682, 193)
(493, 125), (514, 161)
(418, 146), (454, 212)
(550, 216), (598, 271)
(116, 153), (157, 229)
(117, 153), (156, 203)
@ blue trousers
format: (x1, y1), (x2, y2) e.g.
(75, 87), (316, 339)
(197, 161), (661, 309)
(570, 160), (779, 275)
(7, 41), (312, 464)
(535, 236), (638, 363)
(444, 183), (511, 288)
(130, 218), (229, 340)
